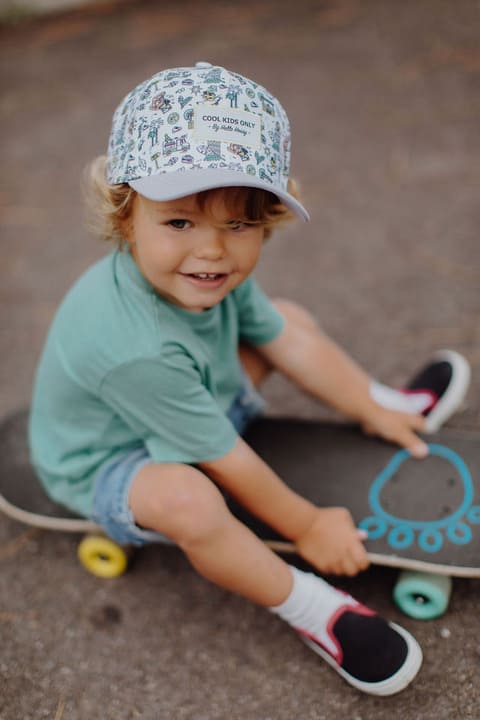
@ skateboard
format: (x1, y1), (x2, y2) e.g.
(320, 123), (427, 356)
(2, 411), (480, 618)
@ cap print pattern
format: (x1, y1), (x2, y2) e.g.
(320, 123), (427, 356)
(107, 64), (292, 195)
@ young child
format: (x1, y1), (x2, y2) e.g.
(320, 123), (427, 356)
(29, 62), (470, 696)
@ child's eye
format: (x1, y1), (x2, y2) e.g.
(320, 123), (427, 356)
(167, 219), (191, 230)
(228, 221), (253, 232)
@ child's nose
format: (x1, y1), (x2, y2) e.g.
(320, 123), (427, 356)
(194, 229), (226, 260)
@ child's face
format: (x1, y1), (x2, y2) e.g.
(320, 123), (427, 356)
(125, 191), (265, 312)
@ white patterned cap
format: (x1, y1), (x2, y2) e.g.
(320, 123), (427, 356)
(106, 62), (309, 221)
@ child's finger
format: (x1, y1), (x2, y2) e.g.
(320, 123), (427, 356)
(406, 412), (427, 432)
(389, 413), (429, 457)
(404, 431), (429, 458)
(344, 544), (370, 575)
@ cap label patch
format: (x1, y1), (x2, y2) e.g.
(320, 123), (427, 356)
(193, 104), (261, 148)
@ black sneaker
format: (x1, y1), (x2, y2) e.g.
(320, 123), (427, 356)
(297, 600), (422, 696)
(402, 349), (471, 433)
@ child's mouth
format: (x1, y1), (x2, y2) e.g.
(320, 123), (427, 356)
(190, 273), (224, 280)
(181, 272), (228, 288)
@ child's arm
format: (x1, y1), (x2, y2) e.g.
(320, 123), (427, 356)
(200, 437), (369, 576)
(257, 314), (429, 458)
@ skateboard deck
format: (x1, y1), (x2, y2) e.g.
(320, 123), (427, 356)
(230, 417), (480, 578)
(2, 410), (480, 578)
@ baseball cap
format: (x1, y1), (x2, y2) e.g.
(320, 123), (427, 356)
(106, 62), (309, 221)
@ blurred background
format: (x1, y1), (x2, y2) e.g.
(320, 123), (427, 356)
(1, 1), (479, 718)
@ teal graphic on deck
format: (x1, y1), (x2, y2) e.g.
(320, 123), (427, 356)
(360, 445), (480, 553)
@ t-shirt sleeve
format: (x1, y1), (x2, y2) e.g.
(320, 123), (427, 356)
(234, 276), (285, 346)
(99, 345), (238, 463)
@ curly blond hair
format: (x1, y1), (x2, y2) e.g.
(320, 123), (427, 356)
(83, 156), (300, 247)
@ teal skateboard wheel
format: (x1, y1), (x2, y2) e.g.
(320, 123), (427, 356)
(393, 570), (452, 620)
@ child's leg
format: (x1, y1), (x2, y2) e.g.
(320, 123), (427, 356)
(129, 462), (422, 695)
(239, 298), (317, 386)
(241, 300), (469, 434)
(129, 461), (293, 606)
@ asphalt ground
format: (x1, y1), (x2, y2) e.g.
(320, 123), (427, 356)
(1, 1), (479, 717)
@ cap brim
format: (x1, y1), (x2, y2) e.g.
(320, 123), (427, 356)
(129, 168), (309, 222)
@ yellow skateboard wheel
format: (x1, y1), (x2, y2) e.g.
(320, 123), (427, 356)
(393, 570), (452, 620)
(77, 535), (129, 578)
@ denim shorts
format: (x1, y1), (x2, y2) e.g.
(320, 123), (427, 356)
(91, 375), (265, 546)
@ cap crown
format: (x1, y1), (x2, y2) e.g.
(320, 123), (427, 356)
(106, 64), (292, 195)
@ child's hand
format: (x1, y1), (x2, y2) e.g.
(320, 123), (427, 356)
(294, 507), (369, 576)
(361, 406), (429, 458)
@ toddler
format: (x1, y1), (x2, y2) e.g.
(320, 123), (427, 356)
(29, 62), (470, 695)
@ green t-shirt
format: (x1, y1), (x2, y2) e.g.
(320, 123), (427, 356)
(29, 250), (284, 518)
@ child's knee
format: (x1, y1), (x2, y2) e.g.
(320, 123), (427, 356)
(168, 472), (229, 548)
(130, 463), (229, 547)
(272, 298), (318, 331)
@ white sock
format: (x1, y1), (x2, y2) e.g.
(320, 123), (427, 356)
(269, 566), (358, 657)
(370, 380), (432, 415)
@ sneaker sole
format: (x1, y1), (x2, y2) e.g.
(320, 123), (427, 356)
(301, 622), (423, 696)
(423, 350), (471, 433)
